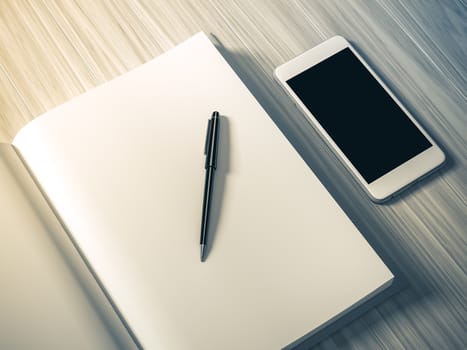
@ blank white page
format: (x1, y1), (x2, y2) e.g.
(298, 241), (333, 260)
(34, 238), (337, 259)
(14, 32), (393, 349)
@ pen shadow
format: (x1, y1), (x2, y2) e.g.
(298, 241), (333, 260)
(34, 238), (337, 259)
(204, 115), (230, 260)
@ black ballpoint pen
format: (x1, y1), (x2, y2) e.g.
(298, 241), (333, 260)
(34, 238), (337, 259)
(200, 111), (220, 262)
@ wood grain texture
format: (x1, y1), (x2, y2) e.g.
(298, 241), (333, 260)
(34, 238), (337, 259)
(0, 1), (465, 349)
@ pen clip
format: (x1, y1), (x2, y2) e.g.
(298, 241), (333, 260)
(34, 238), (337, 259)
(204, 118), (213, 155)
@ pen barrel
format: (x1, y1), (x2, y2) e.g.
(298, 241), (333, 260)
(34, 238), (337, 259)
(200, 167), (215, 244)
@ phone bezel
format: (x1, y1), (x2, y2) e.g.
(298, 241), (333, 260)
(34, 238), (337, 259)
(274, 36), (445, 202)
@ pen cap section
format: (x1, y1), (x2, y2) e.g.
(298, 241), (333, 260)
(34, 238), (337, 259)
(205, 112), (220, 169)
(204, 119), (212, 156)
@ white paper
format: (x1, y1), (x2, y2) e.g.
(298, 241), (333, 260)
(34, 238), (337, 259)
(14, 32), (393, 350)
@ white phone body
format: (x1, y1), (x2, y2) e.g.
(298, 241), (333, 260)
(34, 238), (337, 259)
(274, 36), (445, 202)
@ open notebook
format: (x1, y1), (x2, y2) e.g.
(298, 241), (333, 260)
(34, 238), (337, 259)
(3, 32), (393, 349)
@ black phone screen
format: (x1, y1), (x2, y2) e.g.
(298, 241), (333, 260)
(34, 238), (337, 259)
(286, 48), (432, 183)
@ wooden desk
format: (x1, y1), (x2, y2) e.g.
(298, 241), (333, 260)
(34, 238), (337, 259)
(0, 1), (465, 348)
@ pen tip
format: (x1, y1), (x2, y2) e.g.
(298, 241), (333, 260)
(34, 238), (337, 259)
(212, 111), (219, 118)
(200, 244), (205, 262)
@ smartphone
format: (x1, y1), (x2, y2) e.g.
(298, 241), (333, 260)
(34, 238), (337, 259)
(274, 36), (445, 202)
